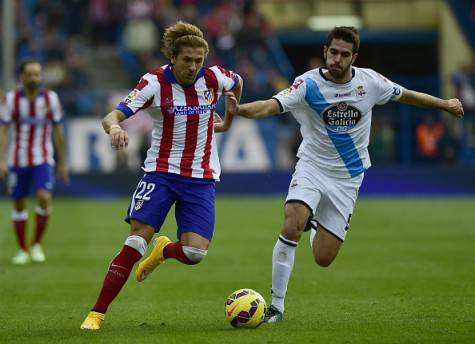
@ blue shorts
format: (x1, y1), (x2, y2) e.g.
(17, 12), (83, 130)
(8, 164), (55, 199)
(125, 172), (216, 241)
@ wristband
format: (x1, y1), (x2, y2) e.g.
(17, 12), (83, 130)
(108, 124), (121, 133)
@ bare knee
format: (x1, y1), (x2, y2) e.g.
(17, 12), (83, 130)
(36, 191), (51, 209)
(282, 203), (312, 241)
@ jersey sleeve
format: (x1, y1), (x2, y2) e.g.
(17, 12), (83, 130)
(371, 70), (402, 105)
(272, 77), (307, 113)
(116, 74), (157, 118)
(0, 91), (14, 124)
(49, 91), (64, 124)
(210, 66), (240, 92)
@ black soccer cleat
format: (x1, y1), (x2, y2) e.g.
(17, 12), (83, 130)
(264, 305), (284, 323)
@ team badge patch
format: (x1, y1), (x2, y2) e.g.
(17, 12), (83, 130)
(134, 200), (144, 210)
(125, 89), (139, 104)
(204, 89), (215, 104)
(356, 85), (366, 97)
(280, 79), (304, 96)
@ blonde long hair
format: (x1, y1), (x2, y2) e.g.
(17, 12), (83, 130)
(162, 21), (209, 59)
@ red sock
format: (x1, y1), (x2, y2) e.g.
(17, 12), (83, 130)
(33, 213), (49, 244)
(13, 220), (28, 251)
(163, 241), (197, 265)
(92, 245), (142, 313)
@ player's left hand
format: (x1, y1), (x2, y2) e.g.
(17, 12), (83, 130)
(214, 112), (229, 133)
(224, 92), (239, 115)
(57, 162), (70, 185)
(446, 98), (464, 119)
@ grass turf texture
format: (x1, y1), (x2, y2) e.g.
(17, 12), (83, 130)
(0, 197), (474, 343)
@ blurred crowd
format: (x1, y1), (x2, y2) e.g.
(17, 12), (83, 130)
(2, 0), (475, 167)
(9, 0), (288, 117)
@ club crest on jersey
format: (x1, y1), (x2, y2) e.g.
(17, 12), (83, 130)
(204, 89), (215, 104)
(356, 85), (366, 97)
(125, 89), (139, 104)
(322, 102), (362, 133)
(134, 200), (144, 211)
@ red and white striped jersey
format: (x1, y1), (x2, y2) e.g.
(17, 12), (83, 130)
(117, 64), (240, 180)
(1, 88), (63, 168)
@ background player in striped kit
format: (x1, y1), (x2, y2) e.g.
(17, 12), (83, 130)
(224, 26), (464, 323)
(80, 21), (242, 330)
(0, 58), (69, 265)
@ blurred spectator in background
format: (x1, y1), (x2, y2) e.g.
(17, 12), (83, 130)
(415, 114), (445, 161)
(370, 118), (396, 164)
(452, 59), (475, 162)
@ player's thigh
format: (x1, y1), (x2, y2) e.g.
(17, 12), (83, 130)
(175, 179), (215, 242)
(8, 167), (32, 199)
(314, 173), (363, 242)
(285, 160), (323, 239)
(33, 164), (55, 195)
(125, 173), (176, 233)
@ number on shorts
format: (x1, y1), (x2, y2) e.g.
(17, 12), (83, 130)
(135, 181), (155, 201)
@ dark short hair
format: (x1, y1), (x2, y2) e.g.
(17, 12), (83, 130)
(326, 26), (360, 54)
(19, 57), (41, 73)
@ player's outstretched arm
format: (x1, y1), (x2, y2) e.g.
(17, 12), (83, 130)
(224, 92), (281, 119)
(398, 88), (464, 119)
(215, 76), (243, 133)
(0, 124), (8, 181)
(102, 109), (129, 150)
(52, 124), (70, 184)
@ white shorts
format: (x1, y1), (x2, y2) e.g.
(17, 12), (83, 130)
(285, 159), (364, 241)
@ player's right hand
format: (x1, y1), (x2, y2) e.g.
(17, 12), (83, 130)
(0, 160), (7, 181)
(446, 98), (464, 119)
(110, 127), (129, 150)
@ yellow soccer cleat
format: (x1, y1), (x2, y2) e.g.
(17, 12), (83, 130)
(80, 311), (105, 330)
(135, 236), (172, 282)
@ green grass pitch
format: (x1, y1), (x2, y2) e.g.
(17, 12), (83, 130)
(0, 197), (474, 343)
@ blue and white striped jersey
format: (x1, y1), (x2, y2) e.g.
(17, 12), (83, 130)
(273, 67), (402, 178)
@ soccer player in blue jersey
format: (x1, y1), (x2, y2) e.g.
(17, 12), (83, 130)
(225, 26), (464, 323)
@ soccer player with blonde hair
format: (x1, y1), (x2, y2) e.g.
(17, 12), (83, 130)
(80, 21), (242, 330)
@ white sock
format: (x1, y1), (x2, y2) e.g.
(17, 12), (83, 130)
(271, 235), (297, 313)
(124, 235), (148, 256)
(310, 228), (317, 248)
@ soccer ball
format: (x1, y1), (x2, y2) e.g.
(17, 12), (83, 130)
(224, 288), (267, 328)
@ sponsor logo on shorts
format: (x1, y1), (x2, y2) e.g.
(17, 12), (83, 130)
(134, 200), (144, 210)
(290, 179), (298, 188)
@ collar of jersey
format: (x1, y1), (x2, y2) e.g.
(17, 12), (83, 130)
(319, 67), (355, 85)
(18, 86), (45, 98)
(164, 64), (205, 87)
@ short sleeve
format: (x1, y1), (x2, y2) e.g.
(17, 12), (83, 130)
(0, 91), (14, 124)
(210, 66), (240, 92)
(371, 70), (402, 105)
(272, 77), (307, 113)
(116, 74), (157, 118)
(49, 91), (64, 124)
